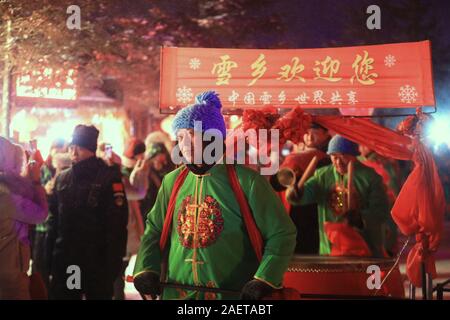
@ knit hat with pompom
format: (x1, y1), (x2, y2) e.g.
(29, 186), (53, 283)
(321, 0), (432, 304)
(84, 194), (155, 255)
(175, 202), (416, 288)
(171, 91), (226, 138)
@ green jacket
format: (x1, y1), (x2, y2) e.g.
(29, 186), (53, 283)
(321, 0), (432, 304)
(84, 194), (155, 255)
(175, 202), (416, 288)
(134, 164), (296, 299)
(291, 161), (389, 257)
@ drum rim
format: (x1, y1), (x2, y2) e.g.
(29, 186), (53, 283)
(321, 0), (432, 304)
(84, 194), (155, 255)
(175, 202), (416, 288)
(287, 255), (397, 273)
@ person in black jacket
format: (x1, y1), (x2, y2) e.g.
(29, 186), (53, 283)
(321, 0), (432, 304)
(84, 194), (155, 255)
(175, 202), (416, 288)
(47, 125), (128, 300)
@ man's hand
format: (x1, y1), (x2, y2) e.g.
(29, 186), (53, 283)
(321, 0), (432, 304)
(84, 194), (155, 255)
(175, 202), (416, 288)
(133, 272), (161, 299)
(286, 185), (303, 205)
(25, 150), (44, 183)
(240, 279), (274, 300)
(44, 179), (55, 195)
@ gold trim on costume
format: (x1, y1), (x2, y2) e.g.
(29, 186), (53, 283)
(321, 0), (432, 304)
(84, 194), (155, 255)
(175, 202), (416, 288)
(133, 269), (160, 278)
(253, 276), (283, 289)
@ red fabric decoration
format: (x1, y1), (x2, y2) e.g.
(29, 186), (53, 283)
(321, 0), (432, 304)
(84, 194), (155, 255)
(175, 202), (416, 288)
(160, 165), (264, 260)
(272, 107), (312, 145)
(242, 107), (280, 135)
(391, 141), (445, 287)
(244, 108), (446, 287)
(314, 117), (445, 287)
(406, 234), (438, 287)
(324, 222), (372, 257)
(264, 287), (302, 300)
(226, 165), (264, 261)
(314, 116), (412, 160)
(159, 167), (189, 251)
(360, 159), (397, 203)
(281, 149), (327, 173)
(276, 190), (291, 213)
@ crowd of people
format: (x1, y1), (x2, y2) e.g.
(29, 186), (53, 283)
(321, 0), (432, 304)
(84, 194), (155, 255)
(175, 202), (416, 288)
(1, 90), (449, 300)
(0, 125), (174, 299)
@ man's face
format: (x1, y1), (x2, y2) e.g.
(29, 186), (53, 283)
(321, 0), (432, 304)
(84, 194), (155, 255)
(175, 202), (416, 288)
(176, 129), (202, 164)
(330, 153), (355, 175)
(303, 128), (330, 148)
(50, 147), (66, 158)
(69, 145), (95, 163)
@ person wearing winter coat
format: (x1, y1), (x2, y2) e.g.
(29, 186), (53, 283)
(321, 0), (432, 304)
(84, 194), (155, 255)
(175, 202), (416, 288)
(46, 125), (128, 300)
(0, 137), (48, 299)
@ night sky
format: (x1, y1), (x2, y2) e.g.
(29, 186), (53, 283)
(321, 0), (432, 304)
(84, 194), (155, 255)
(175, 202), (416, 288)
(269, 0), (450, 117)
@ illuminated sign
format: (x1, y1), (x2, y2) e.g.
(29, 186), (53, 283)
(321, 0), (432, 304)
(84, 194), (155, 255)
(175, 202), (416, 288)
(16, 68), (77, 100)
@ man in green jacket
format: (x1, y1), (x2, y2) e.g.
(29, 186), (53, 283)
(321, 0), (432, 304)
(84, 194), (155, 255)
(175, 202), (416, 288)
(287, 135), (390, 258)
(133, 91), (296, 300)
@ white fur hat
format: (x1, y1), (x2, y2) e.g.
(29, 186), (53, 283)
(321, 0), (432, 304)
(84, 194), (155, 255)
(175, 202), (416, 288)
(52, 152), (72, 172)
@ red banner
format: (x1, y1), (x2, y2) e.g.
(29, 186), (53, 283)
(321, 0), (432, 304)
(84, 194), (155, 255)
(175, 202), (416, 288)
(159, 41), (434, 113)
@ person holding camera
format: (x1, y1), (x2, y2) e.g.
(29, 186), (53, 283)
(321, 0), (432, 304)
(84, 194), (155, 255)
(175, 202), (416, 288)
(0, 137), (48, 299)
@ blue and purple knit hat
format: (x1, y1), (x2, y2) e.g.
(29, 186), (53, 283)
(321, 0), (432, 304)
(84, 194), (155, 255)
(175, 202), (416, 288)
(171, 91), (226, 138)
(327, 135), (359, 156)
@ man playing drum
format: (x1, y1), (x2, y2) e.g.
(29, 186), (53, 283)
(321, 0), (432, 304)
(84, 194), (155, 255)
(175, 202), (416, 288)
(286, 135), (390, 258)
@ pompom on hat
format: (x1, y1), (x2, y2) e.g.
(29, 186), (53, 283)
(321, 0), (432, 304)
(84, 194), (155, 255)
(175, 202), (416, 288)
(327, 135), (359, 156)
(171, 91), (226, 138)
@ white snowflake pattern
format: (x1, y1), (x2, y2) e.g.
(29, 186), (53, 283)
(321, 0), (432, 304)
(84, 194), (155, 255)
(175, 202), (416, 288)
(384, 54), (396, 68)
(176, 86), (194, 104)
(399, 85), (418, 104)
(189, 58), (201, 70)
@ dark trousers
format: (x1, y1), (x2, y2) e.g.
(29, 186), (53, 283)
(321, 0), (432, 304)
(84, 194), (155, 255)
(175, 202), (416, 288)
(49, 263), (114, 300)
(50, 275), (114, 300)
(113, 258), (130, 300)
(290, 203), (319, 254)
(30, 230), (50, 290)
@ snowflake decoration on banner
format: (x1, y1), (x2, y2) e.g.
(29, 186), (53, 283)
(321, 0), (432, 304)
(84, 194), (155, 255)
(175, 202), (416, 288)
(399, 85), (418, 103)
(384, 54), (396, 68)
(189, 58), (201, 70)
(176, 86), (194, 104)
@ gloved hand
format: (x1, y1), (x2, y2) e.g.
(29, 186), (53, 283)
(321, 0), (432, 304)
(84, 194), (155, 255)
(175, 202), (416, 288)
(240, 279), (274, 300)
(286, 185), (303, 205)
(345, 210), (364, 230)
(133, 271), (161, 299)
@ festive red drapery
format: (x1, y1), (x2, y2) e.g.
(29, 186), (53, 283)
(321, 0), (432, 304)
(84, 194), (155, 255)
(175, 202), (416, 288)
(313, 115), (445, 286)
(244, 107), (446, 287)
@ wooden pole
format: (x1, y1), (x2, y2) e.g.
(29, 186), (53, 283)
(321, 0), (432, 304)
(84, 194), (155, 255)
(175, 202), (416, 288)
(296, 155), (318, 190)
(347, 160), (354, 211)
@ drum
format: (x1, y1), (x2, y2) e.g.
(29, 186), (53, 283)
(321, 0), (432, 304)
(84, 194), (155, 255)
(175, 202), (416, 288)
(283, 255), (405, 299)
